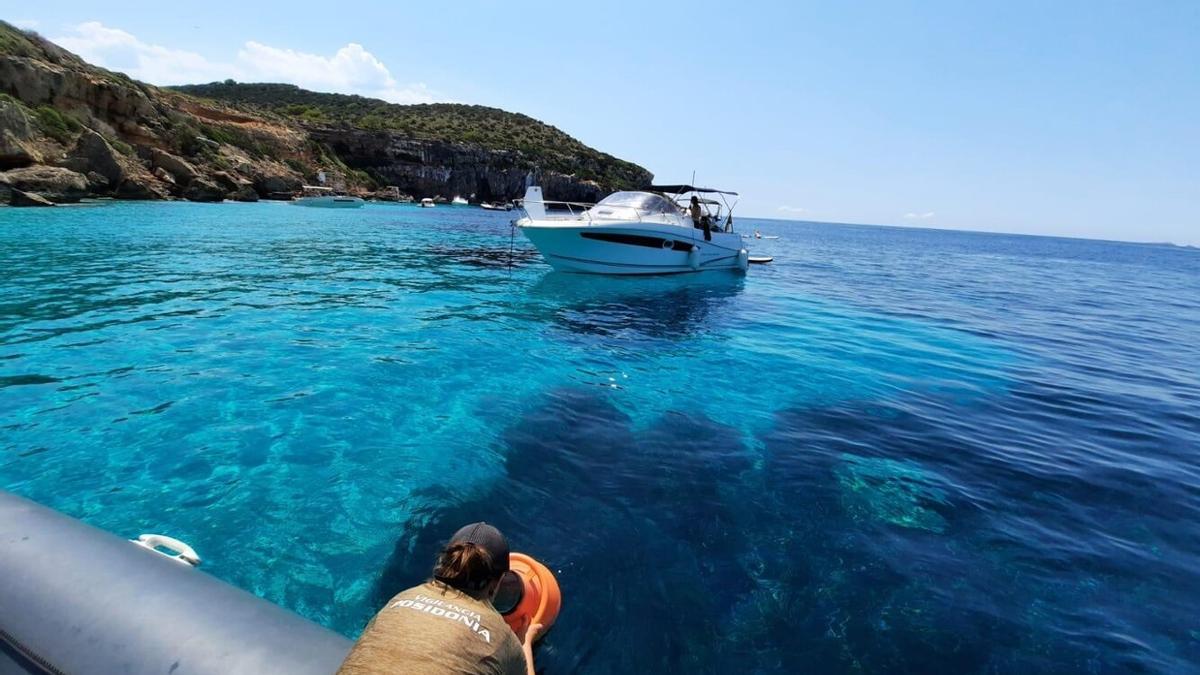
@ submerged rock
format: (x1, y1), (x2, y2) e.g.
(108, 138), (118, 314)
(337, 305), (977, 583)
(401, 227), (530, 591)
(835, 454), (950, 533)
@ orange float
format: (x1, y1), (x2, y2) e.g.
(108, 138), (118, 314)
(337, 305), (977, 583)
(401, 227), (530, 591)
(495, 552), (561, 641)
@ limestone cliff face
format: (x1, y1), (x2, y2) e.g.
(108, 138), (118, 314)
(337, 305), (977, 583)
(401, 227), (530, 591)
(0, 51), (158, 144)
(309, 128), (624, 203)
(0, 23), (309, 204)
(0, 21), (651, 206)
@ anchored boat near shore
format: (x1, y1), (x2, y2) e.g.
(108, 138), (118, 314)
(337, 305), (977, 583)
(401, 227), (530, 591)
(291, 185), (365, 208)
(516, 184), (749, 275)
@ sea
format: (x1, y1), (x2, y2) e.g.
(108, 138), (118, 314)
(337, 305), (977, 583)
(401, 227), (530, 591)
(1, 200), (1198, 673)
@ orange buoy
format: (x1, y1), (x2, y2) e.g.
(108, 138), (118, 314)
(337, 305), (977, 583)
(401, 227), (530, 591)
(495, 552), (561, 641)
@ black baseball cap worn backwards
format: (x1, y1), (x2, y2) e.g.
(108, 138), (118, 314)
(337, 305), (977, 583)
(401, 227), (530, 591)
(449, 522), (510, 573)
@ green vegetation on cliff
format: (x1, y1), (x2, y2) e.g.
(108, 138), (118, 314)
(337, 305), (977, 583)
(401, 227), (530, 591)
(0, 22), (43, 58)
(172, 82), (648, 187)
(0, 21), (139, 88)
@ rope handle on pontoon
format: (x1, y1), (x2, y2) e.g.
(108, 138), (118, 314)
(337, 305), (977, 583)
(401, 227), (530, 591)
(132, 533), (202, 567)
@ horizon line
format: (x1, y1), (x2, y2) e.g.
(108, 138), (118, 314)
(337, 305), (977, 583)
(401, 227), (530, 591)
(739, 214), (1198, 249)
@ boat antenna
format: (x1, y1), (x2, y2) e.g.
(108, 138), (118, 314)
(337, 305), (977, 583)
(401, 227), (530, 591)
(667, 170), (695, 208)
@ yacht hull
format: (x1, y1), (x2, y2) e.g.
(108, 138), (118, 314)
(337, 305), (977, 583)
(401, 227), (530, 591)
(519, 221), (747, 275)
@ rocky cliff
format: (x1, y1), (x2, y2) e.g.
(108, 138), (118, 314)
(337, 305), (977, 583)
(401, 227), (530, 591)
(307, 128), (624, 204)
(0, 21), (651, 206)
(172, 82), (653, 204)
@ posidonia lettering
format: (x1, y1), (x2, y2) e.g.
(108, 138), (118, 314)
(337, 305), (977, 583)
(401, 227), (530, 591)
(389, 599), (493, 643)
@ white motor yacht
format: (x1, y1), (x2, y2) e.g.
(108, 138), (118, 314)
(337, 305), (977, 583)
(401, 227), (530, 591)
(291, 185), (365, 208)
(420, 198), (436, 208)
(451, 196), (469, 206)
(515, 184), (749, 275)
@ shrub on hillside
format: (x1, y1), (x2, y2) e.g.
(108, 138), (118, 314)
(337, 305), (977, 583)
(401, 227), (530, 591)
(34, 106), (81, 143)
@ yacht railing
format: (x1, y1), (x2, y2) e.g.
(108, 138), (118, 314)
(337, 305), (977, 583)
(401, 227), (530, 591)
(518, 200), (677, 224)
(518, 199), (738, 234)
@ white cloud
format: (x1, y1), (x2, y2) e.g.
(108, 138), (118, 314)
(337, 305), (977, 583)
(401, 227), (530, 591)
(11, 19), (41, 29)
(50, 22), (441, 104)
(237, 41), (436, 104)
(777, 205), (806, 214)
(53, 22), (231, 85)
(903, 211), (936, 220)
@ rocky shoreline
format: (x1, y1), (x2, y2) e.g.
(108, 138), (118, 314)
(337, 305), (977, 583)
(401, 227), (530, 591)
(0, 21), (651, 208)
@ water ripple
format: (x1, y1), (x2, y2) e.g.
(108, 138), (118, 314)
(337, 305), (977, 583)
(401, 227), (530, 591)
(2, 203), (1198, 672)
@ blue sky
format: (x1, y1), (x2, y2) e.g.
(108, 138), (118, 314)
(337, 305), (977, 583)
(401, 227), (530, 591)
(9, 2), (1198, 244)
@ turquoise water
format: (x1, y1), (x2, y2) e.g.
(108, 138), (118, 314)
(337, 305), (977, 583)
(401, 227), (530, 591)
(2, 201), (1198, 672)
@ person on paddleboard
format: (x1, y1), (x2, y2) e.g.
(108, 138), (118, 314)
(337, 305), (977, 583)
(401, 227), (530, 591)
(338, 523), (541, 675)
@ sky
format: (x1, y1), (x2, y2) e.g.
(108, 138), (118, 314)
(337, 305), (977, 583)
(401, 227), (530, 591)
(7, 1), (1199, 244)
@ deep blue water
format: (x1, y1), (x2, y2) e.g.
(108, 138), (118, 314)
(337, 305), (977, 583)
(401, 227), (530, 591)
(2, 201), (1198, 673)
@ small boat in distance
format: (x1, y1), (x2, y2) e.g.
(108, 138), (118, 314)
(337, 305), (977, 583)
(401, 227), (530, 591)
(451, 196), (469, 206)
(420, 198), (435, 208)
(516, 184), (749, 275)
(480, 201), (514, 211)
(292, 185), (365, 208)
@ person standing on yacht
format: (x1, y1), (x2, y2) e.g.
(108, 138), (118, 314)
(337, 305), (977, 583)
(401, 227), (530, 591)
(688, 195), (711, 241)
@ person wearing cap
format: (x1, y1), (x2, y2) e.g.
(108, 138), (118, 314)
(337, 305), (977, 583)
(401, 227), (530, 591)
(338, 523), (541, 675)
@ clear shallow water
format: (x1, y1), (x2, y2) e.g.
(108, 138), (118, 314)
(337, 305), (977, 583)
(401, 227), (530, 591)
(2, 201), (1199, 673)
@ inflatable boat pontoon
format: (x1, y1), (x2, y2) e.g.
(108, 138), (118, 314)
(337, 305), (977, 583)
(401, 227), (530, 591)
(0, 490), (352, 675)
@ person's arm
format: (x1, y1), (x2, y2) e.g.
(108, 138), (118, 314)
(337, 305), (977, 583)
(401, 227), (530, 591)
(521, 623), (543, 675)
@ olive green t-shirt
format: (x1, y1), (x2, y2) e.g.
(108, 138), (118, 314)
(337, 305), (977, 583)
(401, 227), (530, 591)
(337, 581), (526, 675)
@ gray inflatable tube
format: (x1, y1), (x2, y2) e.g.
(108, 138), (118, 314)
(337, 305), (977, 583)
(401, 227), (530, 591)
(0, 490), (351, 675)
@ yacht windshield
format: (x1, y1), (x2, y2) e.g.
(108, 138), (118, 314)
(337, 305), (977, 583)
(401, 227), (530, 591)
(589, 191), (678, 218)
